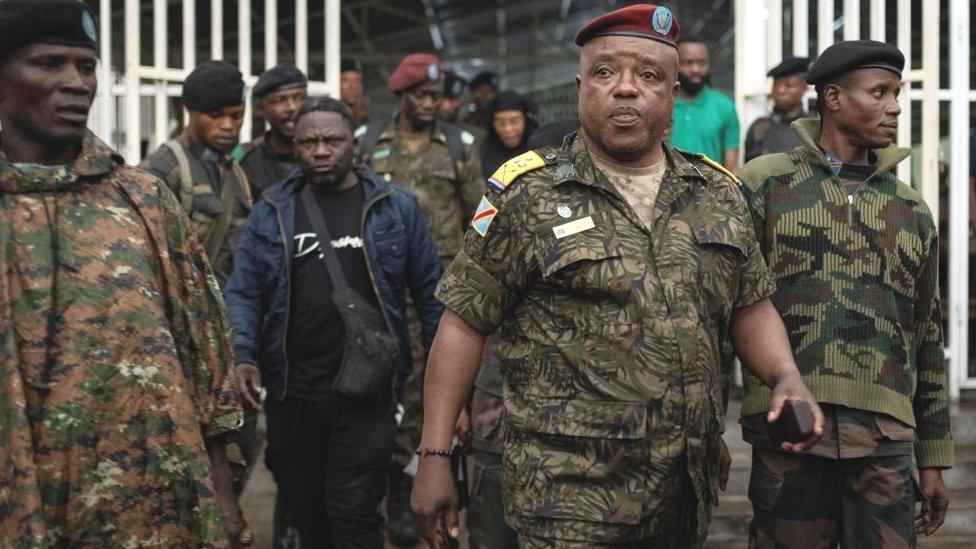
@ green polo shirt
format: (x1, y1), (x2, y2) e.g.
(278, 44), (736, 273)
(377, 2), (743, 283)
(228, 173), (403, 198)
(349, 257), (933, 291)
(670, 86), (740, 163)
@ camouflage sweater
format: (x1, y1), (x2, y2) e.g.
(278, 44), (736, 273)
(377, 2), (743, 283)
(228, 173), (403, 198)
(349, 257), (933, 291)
(741, 118), (952, 468)
(0, 133), (242, 546)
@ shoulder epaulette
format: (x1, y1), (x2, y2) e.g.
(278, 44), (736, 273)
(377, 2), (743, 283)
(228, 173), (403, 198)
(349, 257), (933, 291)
(487, 150), (549, 192)
(696, 153), (740, 184)
(739, 152), (797, 191)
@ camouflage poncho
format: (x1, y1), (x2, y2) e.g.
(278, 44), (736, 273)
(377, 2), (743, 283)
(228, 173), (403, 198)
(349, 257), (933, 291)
(0, 133), (242, 546)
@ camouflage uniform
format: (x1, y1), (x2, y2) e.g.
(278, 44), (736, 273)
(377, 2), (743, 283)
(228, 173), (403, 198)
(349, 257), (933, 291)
(436, 133), (775, 544)
(740, 118), (953, 547)
(360, 118), (484, 466)
(239, 132), (297, 201)
(0, 132), (242, 546)
(141, 130), (253, 286)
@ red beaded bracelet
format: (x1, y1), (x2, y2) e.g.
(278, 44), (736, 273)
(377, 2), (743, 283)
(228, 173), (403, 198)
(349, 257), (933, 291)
(415, 447), (456, 458)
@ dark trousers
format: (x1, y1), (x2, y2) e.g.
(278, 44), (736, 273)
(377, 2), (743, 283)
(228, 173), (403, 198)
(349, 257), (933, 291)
(468, 451), (518, 549)
(748, 448), (920, 549)
(266, 396), (395, 549)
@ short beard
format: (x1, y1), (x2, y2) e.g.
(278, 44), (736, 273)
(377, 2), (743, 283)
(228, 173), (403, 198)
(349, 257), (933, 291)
(678, 73), (706, 95)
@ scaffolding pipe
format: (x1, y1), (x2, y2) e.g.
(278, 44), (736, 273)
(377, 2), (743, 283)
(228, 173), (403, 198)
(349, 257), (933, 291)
(124, 0), (140, 164)
(896, 0), (911, 184)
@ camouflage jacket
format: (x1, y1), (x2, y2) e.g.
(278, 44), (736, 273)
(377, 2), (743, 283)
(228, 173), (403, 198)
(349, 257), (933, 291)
(140, 130), (252, 286)
(741, 118), (952, 469)
(0, 132), (242, 546)
(359, 118), (484, 261)
(436, 133), (774, 542)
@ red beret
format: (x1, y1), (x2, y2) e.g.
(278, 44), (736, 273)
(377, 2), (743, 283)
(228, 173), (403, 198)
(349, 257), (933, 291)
(574, 4), (680, 49)
(388, 53), (442, 93)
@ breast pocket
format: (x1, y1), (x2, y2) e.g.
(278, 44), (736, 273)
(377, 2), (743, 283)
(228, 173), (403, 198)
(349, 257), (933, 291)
(373, 222), (407, 283)
(532, 213), (637, 327)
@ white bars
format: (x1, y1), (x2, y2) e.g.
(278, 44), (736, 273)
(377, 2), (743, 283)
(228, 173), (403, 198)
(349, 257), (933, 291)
(948, 0), (971, 395)
(101, 1), (341, 166)
(869, 0), (885, 40)
(793, 0), (809, 57)
(920, 0), (939, 225)
(896, 0), (911, 184)
(842, 0), (859, 40)
(817, 0), (834, 51)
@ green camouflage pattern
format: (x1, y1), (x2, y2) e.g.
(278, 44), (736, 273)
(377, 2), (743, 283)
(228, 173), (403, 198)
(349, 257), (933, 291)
(740, 118), (953, 469)
(742, 404), (915, 460)
(0, 132), (242, 546)
(748, 448), (920, 548)
(436, 133), (775, 542)
(361, 119), (485, 261)
(140, 131), (252, 286)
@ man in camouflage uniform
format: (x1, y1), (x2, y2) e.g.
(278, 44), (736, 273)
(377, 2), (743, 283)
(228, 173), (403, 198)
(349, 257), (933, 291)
(740, 40), (952, 547)
(0, 1), (244, 545)
(411, 5), (823, 547)
(142, 60), (252, 287)
(240, 64), (308, 200)
(743, 56), (808, 163)
(358, 52), (484, 545)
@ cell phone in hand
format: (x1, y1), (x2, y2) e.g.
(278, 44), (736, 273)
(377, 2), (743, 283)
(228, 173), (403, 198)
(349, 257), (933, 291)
(439, 514), (459, 549)
(766, 400), (815, 446)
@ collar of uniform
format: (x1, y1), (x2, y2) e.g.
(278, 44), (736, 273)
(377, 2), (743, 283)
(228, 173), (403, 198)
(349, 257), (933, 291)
(559, 133), (703, 206)
(792, 117), (910, 182)
(179, 128), (232, 165)
(0, 131), (121, 193)
(381, 116), (447, 144)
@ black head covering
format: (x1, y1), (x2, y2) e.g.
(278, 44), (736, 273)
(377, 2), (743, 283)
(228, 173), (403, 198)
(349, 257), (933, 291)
(806, 40), (904, 84)
(0, 0), (97, 57)
(253, 64), (307, 99)
(443, 70), (468, 99)
(341, 57), (363, 74)
(469, 71), (498, 91)
(183, 60), (245, 111)
(479, 91), (538, 178)
(768, 57), (809, 78)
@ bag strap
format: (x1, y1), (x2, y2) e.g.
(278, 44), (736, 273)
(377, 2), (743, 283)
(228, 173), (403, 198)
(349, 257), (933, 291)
(202, 161), (245, 260)
(299, 184), (349, 289)
(161, 139), (195, 213)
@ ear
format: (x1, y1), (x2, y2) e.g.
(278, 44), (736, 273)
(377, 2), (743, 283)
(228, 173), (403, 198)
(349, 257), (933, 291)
(824, 83), (842, 113)
(575, 74), (582, 90)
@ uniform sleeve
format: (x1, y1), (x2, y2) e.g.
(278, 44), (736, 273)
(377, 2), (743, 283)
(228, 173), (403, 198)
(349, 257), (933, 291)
(723, 100), (741, 151)
(156, 181), (243, 439)
(459, 145), (488, 220)
(435, 186), (534, 334)
(912, 225), (953, 468)
(730, 185), (775, 310)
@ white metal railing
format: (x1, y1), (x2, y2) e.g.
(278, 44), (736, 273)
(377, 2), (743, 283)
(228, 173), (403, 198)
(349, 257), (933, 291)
(734, 0), (973, 396)
(88, 0), (341, 165)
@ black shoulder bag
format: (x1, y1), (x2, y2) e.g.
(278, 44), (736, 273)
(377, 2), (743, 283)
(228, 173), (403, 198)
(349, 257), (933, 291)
(300, 184), (399, 400)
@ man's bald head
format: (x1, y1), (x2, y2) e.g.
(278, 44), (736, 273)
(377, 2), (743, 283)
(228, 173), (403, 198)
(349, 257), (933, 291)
(576, 35), (679, 166)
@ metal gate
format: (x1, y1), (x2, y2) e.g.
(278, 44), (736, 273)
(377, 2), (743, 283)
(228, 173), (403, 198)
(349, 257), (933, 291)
(87, 0), (341, 165)
(734, 0), (973, 396)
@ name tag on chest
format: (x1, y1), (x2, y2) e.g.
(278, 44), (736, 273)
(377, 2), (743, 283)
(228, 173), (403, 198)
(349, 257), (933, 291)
(553, 216), (595, 239)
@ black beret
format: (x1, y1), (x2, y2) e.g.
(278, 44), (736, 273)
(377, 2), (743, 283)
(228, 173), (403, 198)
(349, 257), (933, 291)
(183, 60), (245, 112)
(340, 57), (363, 73)
(0, 0), (97, 57)
(806, 40), (904, 85)
(469, 71), (498, 90)
(443, 70), (467, 99)
(253, 64), (307, 99)
(768, 56), (809, 78)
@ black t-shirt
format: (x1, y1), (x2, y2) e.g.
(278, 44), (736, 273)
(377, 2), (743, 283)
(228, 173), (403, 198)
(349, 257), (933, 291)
(286, 180), (379, 400)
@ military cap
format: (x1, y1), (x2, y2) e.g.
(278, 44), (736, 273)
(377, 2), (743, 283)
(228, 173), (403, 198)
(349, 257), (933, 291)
(574, 4), (680, 49)
(182, 60), (245, 112)
(469, 71), (498, 91)
(388, 53), (442, 93)
(253, 64), (307, 99)
(443, 70), (468, 99)
(0, 0), (97, 57)
(768, 56), (809, 78)
(341, 57), (363, 74)
(806, 40), (904, 84)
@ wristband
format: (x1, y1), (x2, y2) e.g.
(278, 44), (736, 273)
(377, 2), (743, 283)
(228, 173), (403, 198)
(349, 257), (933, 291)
(416, 447), (456, 459)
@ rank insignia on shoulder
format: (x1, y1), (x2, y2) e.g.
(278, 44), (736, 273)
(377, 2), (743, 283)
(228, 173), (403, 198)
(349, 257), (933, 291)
(698, 154), (740, 184)
(471, 196), (498, 237)
(488, 150), (546, 192)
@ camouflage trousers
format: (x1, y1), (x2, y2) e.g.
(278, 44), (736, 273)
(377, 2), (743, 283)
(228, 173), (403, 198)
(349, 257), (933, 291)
(392, 302), (427, 468)
(748, 448), (920, 549)
(518, 527), (703, 548)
